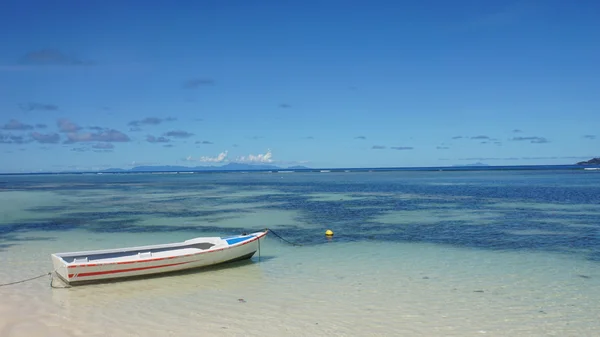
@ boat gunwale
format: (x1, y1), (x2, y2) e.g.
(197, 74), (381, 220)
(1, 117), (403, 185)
(53, 239), (219, 258)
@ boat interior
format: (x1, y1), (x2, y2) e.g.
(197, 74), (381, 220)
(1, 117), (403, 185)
(57, 241), (217, 264)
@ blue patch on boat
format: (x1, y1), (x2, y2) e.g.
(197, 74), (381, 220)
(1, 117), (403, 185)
(225, 235), (254, 245)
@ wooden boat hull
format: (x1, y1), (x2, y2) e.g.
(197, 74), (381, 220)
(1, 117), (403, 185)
(51, 231), (267, 285)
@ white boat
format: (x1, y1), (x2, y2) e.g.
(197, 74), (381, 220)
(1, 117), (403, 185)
(51, 230), (268, 285)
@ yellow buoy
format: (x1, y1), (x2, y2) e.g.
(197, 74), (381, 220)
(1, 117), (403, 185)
(325, 229), (334, 236)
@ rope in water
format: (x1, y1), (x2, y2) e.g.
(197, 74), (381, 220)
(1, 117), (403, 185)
(0, 271), (52, 287)
(257, 234), (261, 262)
(50, 274), (72, 289)
(265, 228), (302, 246)
(0, 270), (71, 288)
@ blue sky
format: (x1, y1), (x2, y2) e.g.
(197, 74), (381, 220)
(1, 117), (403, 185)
(1, 0), (599, 172)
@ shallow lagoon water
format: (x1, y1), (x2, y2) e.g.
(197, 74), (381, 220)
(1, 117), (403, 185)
(1, 170), (599, 336)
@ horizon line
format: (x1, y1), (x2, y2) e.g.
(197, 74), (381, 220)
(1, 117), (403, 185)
(1, 162), (599, 175)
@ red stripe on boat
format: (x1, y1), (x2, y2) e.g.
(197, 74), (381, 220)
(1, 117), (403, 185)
(68, 261), (192, 278)
(66, 232), (267, 269)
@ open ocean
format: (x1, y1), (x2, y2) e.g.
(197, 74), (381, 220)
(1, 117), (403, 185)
(1, 169), (600, 336)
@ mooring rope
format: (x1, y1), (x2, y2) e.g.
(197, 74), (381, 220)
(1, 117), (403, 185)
(0, 271), (52, 287)
(0, 270), (71, 289)
(265, 228), (302, 246)
(50, 274), (72, 289)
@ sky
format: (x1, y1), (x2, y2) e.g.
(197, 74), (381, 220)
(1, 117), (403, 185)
(0, 0), (599, 172)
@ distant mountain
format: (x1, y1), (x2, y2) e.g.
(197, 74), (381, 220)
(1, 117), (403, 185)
(576, 158), (600, 165)
(452, 162), (489, 167)
(131, 165), (192, 172)
(98, 163), (308, 173)
(286, 165), (311, 170)
(100, 168), (127, 172)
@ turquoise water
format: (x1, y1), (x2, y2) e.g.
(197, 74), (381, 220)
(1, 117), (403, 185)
(1, 170), (599, 336)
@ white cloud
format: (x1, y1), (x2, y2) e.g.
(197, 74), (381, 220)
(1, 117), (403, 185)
(234, 149), (273, 163)
(186, 151), (229, 163)
(186, 149), (275, 164)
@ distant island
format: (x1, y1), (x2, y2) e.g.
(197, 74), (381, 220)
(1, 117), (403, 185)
(576, 158), (600, 165)
(4, 162), (600, 176)
(99, 163), (312, 173)
(452, 162), (489, 167)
